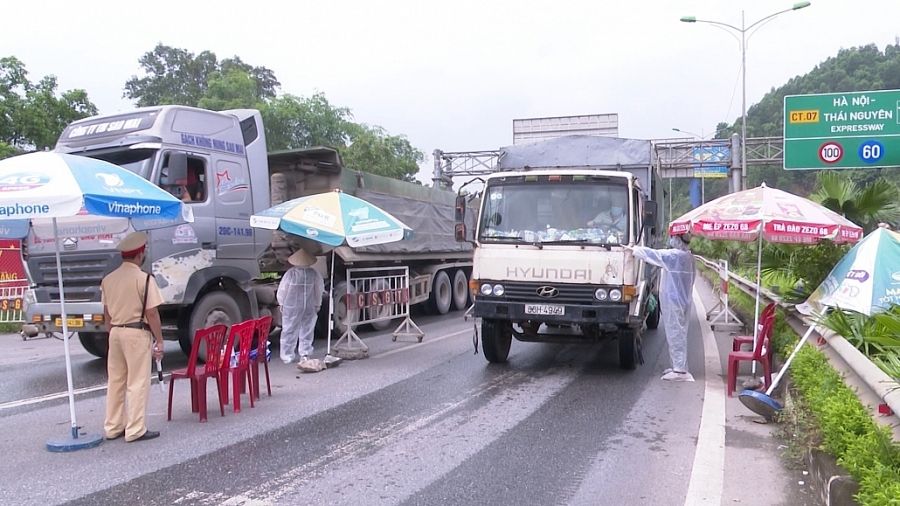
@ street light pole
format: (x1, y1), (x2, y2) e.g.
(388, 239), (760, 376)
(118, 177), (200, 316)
(681, 2), (811, 192)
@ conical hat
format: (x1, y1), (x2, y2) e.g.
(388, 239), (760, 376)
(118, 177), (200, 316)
(288, 249), (316, 267)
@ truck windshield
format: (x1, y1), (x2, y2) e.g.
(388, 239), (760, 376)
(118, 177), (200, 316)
(82, 148), (157, 179)
(479, 178), (629, 245)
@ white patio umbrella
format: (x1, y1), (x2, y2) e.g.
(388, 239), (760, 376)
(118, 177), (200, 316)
(0, 151), (191, 452)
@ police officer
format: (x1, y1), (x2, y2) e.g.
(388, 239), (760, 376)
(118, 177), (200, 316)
(102, 232), (164, 442)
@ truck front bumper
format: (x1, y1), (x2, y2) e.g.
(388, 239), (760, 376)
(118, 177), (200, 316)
(25, 301), (106, 334)
(473, 300), (639, 327)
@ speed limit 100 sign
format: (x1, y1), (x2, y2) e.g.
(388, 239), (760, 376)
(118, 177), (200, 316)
(818, 142), (844, 164)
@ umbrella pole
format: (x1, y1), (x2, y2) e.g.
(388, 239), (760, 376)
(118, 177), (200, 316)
(327, 250), (334, 357)
(54, 218), (78, 437)
(751, 232), (763, 375)
(45, 219), (101, 452)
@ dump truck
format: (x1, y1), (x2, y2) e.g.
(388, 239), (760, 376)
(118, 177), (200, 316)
(441, 135), (662, 369)
(22, 105), (474, 358)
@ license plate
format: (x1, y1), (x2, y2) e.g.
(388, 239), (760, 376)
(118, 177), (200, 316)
(524, 304), (564, 316)
(54, 317), (84, 328)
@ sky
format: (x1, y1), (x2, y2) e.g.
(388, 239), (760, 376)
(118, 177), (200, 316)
(4, 0), (900, 183)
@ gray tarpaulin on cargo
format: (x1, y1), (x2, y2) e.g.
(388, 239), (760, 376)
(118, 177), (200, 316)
(497, 135), (655, 191)
(344, 188), (475, 257)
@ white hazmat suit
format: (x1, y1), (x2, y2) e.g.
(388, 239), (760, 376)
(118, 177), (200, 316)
(629, 236), (695, 381)
(277, 264), (325, 364)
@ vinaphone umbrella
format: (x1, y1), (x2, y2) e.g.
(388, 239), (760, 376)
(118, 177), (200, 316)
(250, 189), (411, 358)
(669, 183), (863, 369)
(0, 151), (191, 451)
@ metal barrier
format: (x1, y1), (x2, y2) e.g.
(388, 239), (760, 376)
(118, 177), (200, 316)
(703, 259), (743, 331)
(333, 266), (424, 357)
(0, 281), (26, 323)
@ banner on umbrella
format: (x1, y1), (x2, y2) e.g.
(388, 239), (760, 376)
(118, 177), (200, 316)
(0, 152), (188, 222)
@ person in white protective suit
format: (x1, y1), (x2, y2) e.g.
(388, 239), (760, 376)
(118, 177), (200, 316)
(277, 249), (324, 368)
(625, 234), (696, 382)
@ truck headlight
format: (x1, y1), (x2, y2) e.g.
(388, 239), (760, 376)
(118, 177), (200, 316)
(594, 288), (609, 301)
(492, 284), (505, 296)
(480, 284), (493, 296)
(609, 289), (623, 302)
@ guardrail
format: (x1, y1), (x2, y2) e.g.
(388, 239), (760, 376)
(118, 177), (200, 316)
(696, 256), (900, 430)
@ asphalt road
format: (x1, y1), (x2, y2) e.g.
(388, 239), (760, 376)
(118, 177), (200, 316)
(7, 292), (816, 506)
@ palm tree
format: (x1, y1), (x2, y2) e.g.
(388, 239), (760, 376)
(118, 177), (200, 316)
(810, 171), (900, 232)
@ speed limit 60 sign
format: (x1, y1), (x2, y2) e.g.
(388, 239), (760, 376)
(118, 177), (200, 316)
(784, 90), (900, 170)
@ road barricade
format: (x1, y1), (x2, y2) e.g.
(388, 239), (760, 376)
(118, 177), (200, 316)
(706, 259), (743, 331)
(333, 266), (424, 358)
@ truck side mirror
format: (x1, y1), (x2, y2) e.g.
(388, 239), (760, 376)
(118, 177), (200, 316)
(455, 223), (467, 242)
(164, 152), (188, 185)
(455, 195), (466, 222)
(643, 200), (658, 230)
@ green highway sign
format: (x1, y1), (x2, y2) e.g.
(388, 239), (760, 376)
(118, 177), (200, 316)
(783, 89), (900, 170)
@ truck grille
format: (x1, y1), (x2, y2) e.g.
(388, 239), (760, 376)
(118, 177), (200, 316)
(497, 281), (599, 304)
(28, 252), (122, 302)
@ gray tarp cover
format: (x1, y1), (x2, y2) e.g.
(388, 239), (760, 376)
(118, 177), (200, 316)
(347, 188), (475, 256)
(498, 135), (655, 192)
(498, 135), (653, 169)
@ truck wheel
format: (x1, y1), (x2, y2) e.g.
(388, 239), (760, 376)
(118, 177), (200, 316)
(182, 292), (242, 357)
(428, 271), (452, 315)
(618, 327), (642, 370)
(332, 281), (359, 337)
(646, 294), (661, 330)
(451, 269), (469, 311)
(368, 278), (395, 331)
(78, 332), (109, 359)
(481, 318), (512, 363)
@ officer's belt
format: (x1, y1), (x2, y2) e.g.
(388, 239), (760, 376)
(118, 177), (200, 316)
(112, 322), (149, 330)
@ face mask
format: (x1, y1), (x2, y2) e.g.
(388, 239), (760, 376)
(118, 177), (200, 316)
(668, 236), (688, 250)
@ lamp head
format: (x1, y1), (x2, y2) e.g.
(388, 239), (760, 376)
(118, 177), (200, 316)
(680, 16), (697, 22)
(792, 1), (811, 9)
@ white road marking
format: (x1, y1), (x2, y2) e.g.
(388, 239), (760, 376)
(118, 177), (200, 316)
(0, 383), (108, 410)
(371, 328), (472, 359)
(0, 325), (471, 410)
(683, 289), (726, 506)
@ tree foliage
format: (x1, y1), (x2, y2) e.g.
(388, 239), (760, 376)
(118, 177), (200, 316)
(342, 124), (424, 182)
(125, 44), (424, 181)
(811, 171), (900, 232)
(262, 93), (353, 150)
(124, 44), (279, 108)
(0, 56), (97, 154)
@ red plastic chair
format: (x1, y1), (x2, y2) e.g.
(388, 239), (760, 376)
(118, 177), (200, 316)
(219, 320), (256, 413)
(726, 315), (773, 397)
(732, 303), (776, 351)
(167, 324), (228, 422)
(249, 315), (273, 400)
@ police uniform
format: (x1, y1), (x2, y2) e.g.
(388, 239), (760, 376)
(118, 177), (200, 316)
(102, 232), (164, 442)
